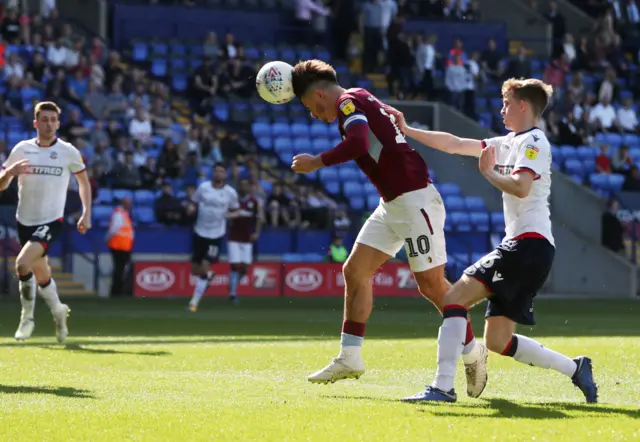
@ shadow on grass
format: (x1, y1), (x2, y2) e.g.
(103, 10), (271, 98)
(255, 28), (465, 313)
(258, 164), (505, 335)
(423, 398), (640, 419)
(0, 384), (95, 399)
(39, 343), (171, 356)
(0, 336), (323, 348)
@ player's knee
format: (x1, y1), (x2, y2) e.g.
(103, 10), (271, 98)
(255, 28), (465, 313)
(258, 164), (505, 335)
(15, 258), (32, 277)
(342, 258), (364, 284)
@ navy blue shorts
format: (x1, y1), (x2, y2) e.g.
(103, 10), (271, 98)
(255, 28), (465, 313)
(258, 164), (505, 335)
(463, 235), (555, 325)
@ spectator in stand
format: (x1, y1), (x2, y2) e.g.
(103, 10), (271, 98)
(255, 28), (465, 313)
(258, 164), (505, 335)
(414, 33), (436, 99)
(480, 39), (503, 84)
(60, 108), (90, 142)
(360, 0), (394, 74)
(222, 32), (238, 59)
(47, 38), (68, 68)
(543, 53), (570, 89)
(612, 144), (634, 174)
(327, 235), (348, 263)
(597, 68), (618, 103)
(623, 165), (640, 191)
(445, 55), (466, 111)
(618, 97), (639, 133)
(596, 145), (612, 174)
(157, 139), (183, 179)
(562, 33), (576, 64)
(2, 75), (23, 117)
(139, 157), (160, 190)
(4, 52), (24, 79)
(463, 51), (480, 118)
(589, 96), (619, 132)
(112, 151), (142, 190)
(446, 38), (467, 66)
(266, 182), (295, 227)
(567, 72), (585, 104)
(545, 109), (561, 144)
(573, 35), (591, 71)
(149, 96), (174, 137)
(601, 198), (626, 256)
(155, 182), (186, 225)
(545, 0), (566, 55)
(92, 141), (115, 173)
(0, 140), (7, 163)
(128, 108), (153, 145)
(333, 207), (351, 237)
(25, 51), (48, 89)
(132, 140), (148, 167)
(1, 9), (21, 43)
(203, 32), (220, 60)
(189, 56), (217, 116)
(106, 82), (129, 120)
(505, 45), (532, 79)
(387, 32), (414, 99)
(182, 151), (202, 187)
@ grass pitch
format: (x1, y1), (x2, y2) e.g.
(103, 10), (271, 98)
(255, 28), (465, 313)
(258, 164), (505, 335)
(0, 297), (638, 441)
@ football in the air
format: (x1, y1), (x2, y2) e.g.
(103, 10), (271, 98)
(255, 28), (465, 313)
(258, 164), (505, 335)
(256, 61), (295, 104)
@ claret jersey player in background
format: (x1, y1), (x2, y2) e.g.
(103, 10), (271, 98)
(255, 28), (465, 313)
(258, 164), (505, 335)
(227, 178), (261, 304)
(288, 59), (488, 397)
(0, 101), (92, 343)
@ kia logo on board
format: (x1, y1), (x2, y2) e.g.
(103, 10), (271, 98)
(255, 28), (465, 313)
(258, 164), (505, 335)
(286, 268), (323, 292)
(136, 267), (176, 291)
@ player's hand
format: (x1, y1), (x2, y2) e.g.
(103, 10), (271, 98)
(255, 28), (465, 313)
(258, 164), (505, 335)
(5, 159), (30, 177)
(395, 111), (408, 133)
(479, 144), (496, 175)
(77, 213), (92, 234)
(291, 154), (323, 174)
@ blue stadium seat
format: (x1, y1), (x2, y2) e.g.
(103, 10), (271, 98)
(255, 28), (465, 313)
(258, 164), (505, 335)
(350, 196), (365, 210)
(272, 122), (290, 137)
(583, 158), (596, 174)
(261, 180), (273, 194)
(252, 122), (271, 137)
(577, 146), (597, 160)
(135, 206), (156, 224)
(324, 181), (340, 194)
(564, 159), (584, 176)
(170, 43), (186, 56)
(151, 59), (167, 77)
(319, 168), (339, 181)
(367, 195), (379, 210)
(343, 181), (363, 196)
(363, 182), (376, 195)
(151, 42), (168, 55)
(132, 42), (148, 61)
(312, 138), (331, 152)
(213, 103), (228, 121)
(560, 145), (577, 160)
(292, 137), (312, 152)
(290, 122), (309, 137)
(438, 183), (461, 196)
(93, 205), (113, 225)
(170, 59), (187, 71)
(310, 122), (329, 137)
(608, 174), (625, 191)
(262, 47), (278, 60)
(279, 151), (294, 162)
(623, 133), (640, 146)
(112, 189), (133, 202)
(451, 212), (471, 232)
(464, 196), (485, 211)
(589, 173), (608, 189)
(172, 75), (187, 91)
(279, 48), (296, 63)
(490, 212), (505, 233)
(96, 188), (113, 204)
(245, 47), (260, 60)
(274, 136), (293, 151)
(469, 212), (490, 232)
(444, 195), (464, 211)
(134, 190), (155, 205)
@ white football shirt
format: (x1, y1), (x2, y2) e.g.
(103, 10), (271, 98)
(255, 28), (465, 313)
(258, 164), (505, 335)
(483, 127), (554, 246)
(3, 138), (86, 226)
(192, 182), (238, 239)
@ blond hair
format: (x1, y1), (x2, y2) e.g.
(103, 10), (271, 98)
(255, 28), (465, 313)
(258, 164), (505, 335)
(501, 78), (553, 118)
(34, 101), (61, 119)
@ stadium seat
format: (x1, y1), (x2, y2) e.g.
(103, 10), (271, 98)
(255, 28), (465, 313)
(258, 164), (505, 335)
(564, 159), (584, 176)
(93, 205), (114, 225)
(608, 174), (625, 191)
(451, 212), (471, 232)
(589, 173), (608, 190)
(464, 196), (486, 211)
(274, 137), (293, 151)
(444, 195), (464, 211)
(112, 189), (133, 202)
(363, 182), (376, 195)
(134, 190), (155, 205)
(560, 146), (577, 160)
(319, 168), (338, 181)
(134, 206), (156, 224)
(151, 59), (167, 77)
(350, 196), (365, 210)
(312, 138), (331, 152)
(490, 212), (505, 233)
(577, 146), (597, 160)
(338, 167), (359, 181)
(252, 122), (271, 137)
(132, 42), (148, 61)
(171, 75), (187, 91)
(469, 212), (490, 232)
(367, 195), (379, 210)
(343, 181), (363, 196)
(310, 122), (329, 137)
(290, 122), (309, 137)
(96, 188), (113, 205)
(438, 183), (461, 196)
(292, 137), (312, 152)
(272, 122), (290, 137)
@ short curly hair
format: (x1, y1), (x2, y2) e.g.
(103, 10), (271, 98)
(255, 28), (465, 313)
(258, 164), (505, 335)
(501, 78), (553, 118)
(291, 59), (338, 99)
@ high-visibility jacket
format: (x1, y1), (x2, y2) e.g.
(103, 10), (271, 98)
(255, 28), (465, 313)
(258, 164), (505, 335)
(107, 207), (134, 252)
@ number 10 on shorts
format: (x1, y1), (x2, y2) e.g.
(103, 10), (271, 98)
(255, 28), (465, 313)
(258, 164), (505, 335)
(404, 235), (430, 257)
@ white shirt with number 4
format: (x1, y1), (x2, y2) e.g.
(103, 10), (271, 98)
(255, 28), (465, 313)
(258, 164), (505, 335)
(483, 128), (554, 246)
(2, 138), (86, 226)
(192, 182), (238, 239)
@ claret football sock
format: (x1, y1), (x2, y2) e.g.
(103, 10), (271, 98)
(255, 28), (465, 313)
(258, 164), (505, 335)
(502, 334), (577, 377)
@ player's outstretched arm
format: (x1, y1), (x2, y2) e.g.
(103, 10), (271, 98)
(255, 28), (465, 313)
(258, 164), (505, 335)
(75, 170), (93, 233)
(0, 159), (30, 190)
(479, 145), (534, 198)
(403, 126), (482, 157)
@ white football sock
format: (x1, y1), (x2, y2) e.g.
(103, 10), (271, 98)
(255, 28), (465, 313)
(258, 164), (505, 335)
(19, 274), (36, 319)
(189, 277), (209, 307)
(39, 278), (63, 311)
(512, 334), (577, 377)
(432, 316), (467, 392)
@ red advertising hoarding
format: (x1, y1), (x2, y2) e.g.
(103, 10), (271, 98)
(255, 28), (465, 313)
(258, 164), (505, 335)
(133, 262), (419, 298)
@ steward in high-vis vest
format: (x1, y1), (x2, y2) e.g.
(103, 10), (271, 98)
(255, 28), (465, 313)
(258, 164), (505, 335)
(106, 197), (134, 296)
(327, 235), (348, 263)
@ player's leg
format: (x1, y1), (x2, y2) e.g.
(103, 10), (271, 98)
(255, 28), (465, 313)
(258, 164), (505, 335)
(187, 235), (218, 312)
(403, 274), (490, 403)
(484, 301), (598, 403)
(227, 241), (242, 302)
(230, 242), (252, 305)
(14, 240), (45, 340)
(308, 211), (400, 384)
(397, 187), (487, 397)
(32, 257), (70, 343)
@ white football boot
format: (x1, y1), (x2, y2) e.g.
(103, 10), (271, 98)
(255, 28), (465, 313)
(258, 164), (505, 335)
(464, 341), (489, 398)
(14, 314), (35, 341)
(52, 304), (70, 343)
(307, 357), (366, 384)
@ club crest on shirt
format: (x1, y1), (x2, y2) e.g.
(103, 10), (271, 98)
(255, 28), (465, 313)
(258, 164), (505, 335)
(50, 151), (58, 160)
(525, 145), (539, 160)
(339, 99), (355, 115)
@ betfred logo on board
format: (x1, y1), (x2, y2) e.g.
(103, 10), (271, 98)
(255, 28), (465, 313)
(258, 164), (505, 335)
(136, 266), (176, 292)
(285, 268), (323, 292)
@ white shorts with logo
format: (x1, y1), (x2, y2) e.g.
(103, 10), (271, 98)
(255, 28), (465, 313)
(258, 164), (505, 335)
(228, 241), (253, 264)
(355, 185), (447, 273)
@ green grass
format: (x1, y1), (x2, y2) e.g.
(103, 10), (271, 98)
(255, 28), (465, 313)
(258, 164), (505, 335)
(0, 297), (638, 441)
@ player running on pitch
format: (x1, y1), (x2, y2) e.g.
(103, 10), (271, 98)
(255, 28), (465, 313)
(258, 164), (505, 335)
(397, 78), (598, 403)
(0, 101), (92, 342)
(187, 163), (238, 312)
(289, 59), (488, 397)
(226, 178), (261, 305)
